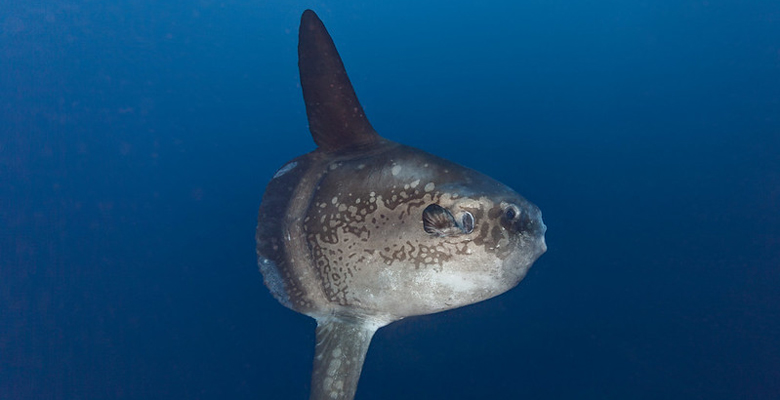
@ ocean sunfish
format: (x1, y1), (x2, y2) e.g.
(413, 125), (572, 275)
(256, 9), (547, 400)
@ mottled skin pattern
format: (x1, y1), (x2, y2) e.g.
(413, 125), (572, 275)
(257, 140), (546, 322)
(257, 10), (547, 400)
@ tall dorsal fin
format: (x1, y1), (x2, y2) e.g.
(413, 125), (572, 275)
(298, 9), (381, 152)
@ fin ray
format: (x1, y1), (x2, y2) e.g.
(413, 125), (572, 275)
(423, 204), (464, 237)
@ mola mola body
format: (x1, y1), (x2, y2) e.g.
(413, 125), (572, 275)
(256, 10), (546, 400)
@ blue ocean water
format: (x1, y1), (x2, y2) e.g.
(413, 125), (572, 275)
(2, 1), (779, 399)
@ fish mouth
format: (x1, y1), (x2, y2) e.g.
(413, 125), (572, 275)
(525, 205), (547, 254)
(539, 234), (548, 254)
(538, 218), (548, 253)
(523, 209), (547, 261)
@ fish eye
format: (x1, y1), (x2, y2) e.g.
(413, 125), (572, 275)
(505, 205), (518, 221)
(460, 212), (474, 234)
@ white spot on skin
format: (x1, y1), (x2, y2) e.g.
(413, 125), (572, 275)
(425, 182), (435, 192)
(328, 358), (342, 374)
(410, 179), (420, 188)
(416, 270), (493, 297)
(332, 196), (338, 205)
(391, 165), (402, 176)
(273, 161), (297, 179)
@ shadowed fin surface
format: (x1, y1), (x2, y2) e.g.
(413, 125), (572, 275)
(310, 315), (378, 400)
(298, 10), (381, 152)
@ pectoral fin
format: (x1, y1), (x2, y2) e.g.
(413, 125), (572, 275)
(423, 204), (467, 237)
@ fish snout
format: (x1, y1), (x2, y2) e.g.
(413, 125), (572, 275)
(502, 201), (547, 254)
(535, 210), (547, 254)
(503, 201), (542, 232)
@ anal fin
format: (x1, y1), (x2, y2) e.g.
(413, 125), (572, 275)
(310, 314), (380, 400)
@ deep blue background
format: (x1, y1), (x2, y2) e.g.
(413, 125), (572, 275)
(2, 1), (779, 399)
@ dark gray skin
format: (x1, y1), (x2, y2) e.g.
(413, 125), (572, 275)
(256, 10), (546, 400)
